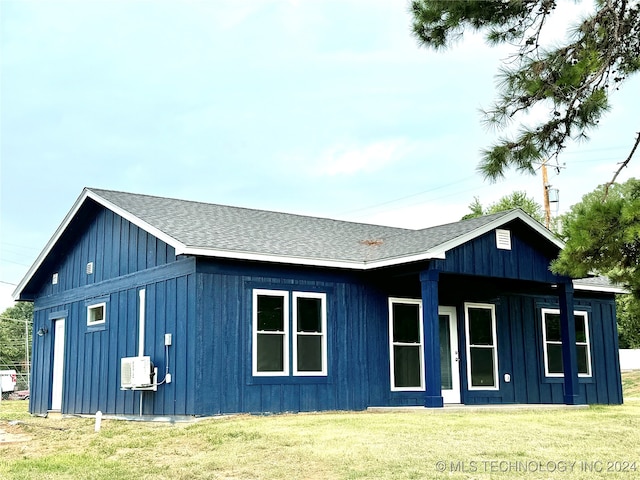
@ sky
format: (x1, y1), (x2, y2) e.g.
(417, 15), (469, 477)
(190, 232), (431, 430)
(1, 0), (638, 311)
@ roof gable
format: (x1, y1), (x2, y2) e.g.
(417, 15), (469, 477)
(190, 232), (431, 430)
(14, 188), (566, 299)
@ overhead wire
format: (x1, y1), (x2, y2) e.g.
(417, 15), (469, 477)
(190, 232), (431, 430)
(338, 143), (634, 224)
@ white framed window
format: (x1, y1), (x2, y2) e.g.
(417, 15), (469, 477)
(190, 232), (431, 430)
(388, 298), (425, 391)
(253, 290), (289, 376)
(87, 302), (106, 326)
(293, 292), (327, 376)
(464, 303), (499, 390)
(541, 309), (592, 377)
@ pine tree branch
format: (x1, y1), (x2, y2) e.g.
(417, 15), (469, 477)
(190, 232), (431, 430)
(603, 131), (640, 200)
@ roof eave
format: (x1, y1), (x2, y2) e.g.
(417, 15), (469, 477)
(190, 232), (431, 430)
(12, 188), (186, 300)
(573, 283), (628, 294)
(178, 245), (447, 269)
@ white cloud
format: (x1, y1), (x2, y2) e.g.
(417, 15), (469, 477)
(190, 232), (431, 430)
(316, 139), (414, 176)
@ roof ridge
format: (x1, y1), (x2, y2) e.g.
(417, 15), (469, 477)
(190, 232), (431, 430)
(87, 187), (414, 233)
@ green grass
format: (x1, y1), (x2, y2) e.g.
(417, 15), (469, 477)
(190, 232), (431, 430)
(621, 370), (640, 397)
(1, 372), (640, 479)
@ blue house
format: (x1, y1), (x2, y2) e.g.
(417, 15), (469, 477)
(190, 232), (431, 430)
(14, 188), (624, 417)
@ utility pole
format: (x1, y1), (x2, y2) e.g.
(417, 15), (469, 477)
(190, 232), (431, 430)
(542, 159), (552, 229)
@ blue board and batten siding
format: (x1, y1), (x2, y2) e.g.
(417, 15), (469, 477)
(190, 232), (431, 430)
(25, 203), (622, 417)
(28, 201), (198, 415)
(450, 293), (622, 406)
(194, 261), (378, 414)
(431, 226), (622, 406)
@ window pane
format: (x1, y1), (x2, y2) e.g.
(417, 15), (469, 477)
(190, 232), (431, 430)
(257, 334), (284, 372)
(575, 315), (587, 343)
(393, 303), (420, 343)
(257, 295), (284, 331)
(394, 345), (421, 388)
(439, 315), (452, 390)
(577, 345), (590, 374)
(297, 335), (322, 372)
(469, 347), (495, 387)
(89, 305), (105, 323)
(468, 308), (493, 345)
(545, 313), (562, 342)
(547, 344), (563, 374)
(297, 297), (322, 333)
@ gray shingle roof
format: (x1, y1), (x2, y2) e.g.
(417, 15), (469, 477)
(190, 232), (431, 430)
(88, 188), (521, 265)
(573, 276), (627, 293)
(21, 187), (624, 300)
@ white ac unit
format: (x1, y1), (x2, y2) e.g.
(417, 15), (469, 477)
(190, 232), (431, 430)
(121, 356), (154, 389)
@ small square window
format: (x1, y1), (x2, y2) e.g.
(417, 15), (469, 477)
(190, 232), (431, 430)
(87, 303), (106, 326)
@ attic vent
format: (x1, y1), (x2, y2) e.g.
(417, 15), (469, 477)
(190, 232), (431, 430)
(496, 229), (512, 250)
(86, 262), (94, 275)
(52, 273), (59, 285)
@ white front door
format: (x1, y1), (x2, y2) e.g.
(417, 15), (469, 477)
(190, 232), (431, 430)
(439, 307), (461, 404)
(51, 318), (65, 411)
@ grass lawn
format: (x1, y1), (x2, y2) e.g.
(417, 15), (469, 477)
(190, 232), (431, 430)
(1, 372), (640, 479)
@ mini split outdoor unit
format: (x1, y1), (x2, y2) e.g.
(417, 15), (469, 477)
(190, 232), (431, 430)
(120, 356), (157, 390)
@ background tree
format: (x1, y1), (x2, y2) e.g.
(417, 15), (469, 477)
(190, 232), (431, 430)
(617, 294), (640, 348)
(462, 190), (545, 223)
(0, 302), (33, 390)
(411, 0), (640, 180)
(551, 177), (640, 347)
(551, 178), (640, 295)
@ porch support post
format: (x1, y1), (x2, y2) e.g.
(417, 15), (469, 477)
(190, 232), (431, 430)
(558, 279), (581, 405)
(420, 269), (443, 408)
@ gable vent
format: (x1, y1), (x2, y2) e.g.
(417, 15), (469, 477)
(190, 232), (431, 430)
(52, 273), (59, 285)
(86, 262), (94, 275)
(496, 229), (512, 250)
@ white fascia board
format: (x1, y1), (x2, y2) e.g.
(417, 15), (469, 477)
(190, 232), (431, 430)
(573, 283), (628, 294)
(12, 189), (185, 300)
(363, 250), (447, 268)
(177, 247), (445, 270)
(84, 190), (184, 252)
(13, 190), (91, 300)
(177, 246), (371, 270)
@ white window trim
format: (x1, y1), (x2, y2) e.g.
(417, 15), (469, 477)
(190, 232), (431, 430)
(252, 289), (289, 377)
(292, 292), (327, 376)
(464, 302), (499, 391)
(541, 308), (592, 378)
(388, 298), (425, 392)
(86, 302), (106, 326)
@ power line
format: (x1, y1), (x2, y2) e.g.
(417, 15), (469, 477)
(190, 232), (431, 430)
(0, 258), (31, 267)
(339, 174), (478, 216)
(0, 242), (41, 252)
